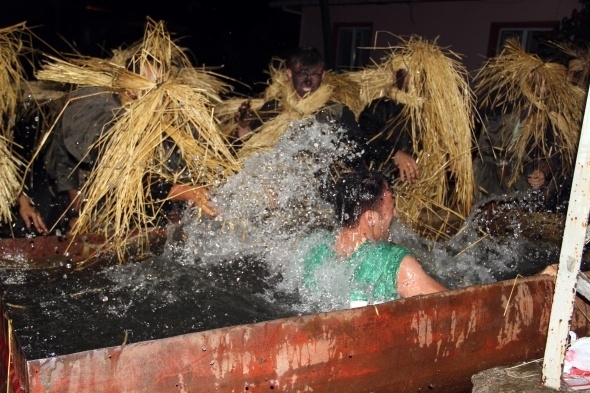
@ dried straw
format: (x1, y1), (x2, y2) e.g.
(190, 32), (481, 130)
(0, 135), (23, 223)
(0, 23), (32, 224)
(324, 71), (364, 118)
(473, 37), (586, 183)
(351, 35), (476, 239)
(35, 18), (239, 262)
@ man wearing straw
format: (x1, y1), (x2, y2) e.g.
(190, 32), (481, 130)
(472, 38), (585, 211)
(357, 67), (419, 184)
(348, 36), (475, 240)
(0, 22), (49, 237)
(232, 46), (365, 163)
(37, 18), (239, 261)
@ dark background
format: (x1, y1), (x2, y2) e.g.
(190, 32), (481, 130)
(0, 0), (302, 95)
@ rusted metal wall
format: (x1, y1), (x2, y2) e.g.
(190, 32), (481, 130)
(0, 230), (167, 269)
(18, 275), (587, 393)
(0, 301), (28, 393)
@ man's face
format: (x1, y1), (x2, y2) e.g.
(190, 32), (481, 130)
(287, 64), (325, 99)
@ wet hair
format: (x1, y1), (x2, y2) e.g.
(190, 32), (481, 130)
(334, 172), (390, 228)
(286, 46), (325, 70)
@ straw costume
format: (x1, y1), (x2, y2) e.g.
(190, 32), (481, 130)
(0, 23), (35, 227)
(551, 41), (590, 88)
(35, 18), (239, 262)
(232, 56), (364, 162)
(349, 35), (476, 240)
(473, 37), (586, 210)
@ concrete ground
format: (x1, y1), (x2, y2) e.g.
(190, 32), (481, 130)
(472, 360), (590, 392)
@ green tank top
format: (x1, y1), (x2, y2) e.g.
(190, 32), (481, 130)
(303, 230), (412, 306)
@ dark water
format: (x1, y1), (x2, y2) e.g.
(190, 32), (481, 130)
(0, 254), (298, 360)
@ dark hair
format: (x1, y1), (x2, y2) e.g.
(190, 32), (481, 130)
(286, 46), (325, 70)
(334, 172), (390, 227)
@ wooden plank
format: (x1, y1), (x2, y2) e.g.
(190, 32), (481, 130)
(542, 86), (590, 389)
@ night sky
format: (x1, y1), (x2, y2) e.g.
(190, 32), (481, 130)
(0, 0), (301, 95)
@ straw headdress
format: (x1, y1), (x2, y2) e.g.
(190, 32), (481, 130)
(35, 18), (240, 263)
(349, 35), (476, 240)
(473, 37), (586, 185)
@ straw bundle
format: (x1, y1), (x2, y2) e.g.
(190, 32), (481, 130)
(353, 35), (476, 239)
(0, 23), (29, 136)
(0, 23), (32, 224)
(111, 35), (236, 105)
(237, 84), (333, 159)
(474, 37), (586, 183)
(35, 18), (239, 262)
(0, 135), (23, 223)
(324, 71), (364, 118)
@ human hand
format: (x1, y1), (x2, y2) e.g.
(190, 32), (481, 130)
(528, 169), (546, 188)
(394, 151), (420, 183)
(235, 99), (253, 137)
(18, 194), (48, 235)
(189, 187), (219, 219)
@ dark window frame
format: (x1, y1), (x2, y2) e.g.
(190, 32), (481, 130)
(333, 23), (373, 72)
(487, 21), (559, 56)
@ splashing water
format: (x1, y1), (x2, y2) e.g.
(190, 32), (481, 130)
(171, 119), (565, 314)
(173, 118), (360, 269)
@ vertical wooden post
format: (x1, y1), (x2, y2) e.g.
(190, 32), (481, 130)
(542, 87), (590, 389)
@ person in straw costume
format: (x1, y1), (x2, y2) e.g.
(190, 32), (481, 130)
(472, 37), (586, 211)
(230, 46), (366, 164)
(36, 18), (239, 262)
(357, 67), (419, 184)
(0, 22), (48, 236)
(348, 35), (476, 240)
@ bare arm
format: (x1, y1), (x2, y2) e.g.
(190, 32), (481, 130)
(397, 255), (447, 298)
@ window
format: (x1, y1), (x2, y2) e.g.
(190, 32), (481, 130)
(497, 28), (551, 53)
(488, 22), (558, 57)
(334, 24), (372, 72)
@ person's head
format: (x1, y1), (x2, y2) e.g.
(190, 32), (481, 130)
(122, 55), (163, 101)
(285, 46), (326, 99)
(334, 172), (396, 240)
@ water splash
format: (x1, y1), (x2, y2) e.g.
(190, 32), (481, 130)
(173, 119), (359, 270)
